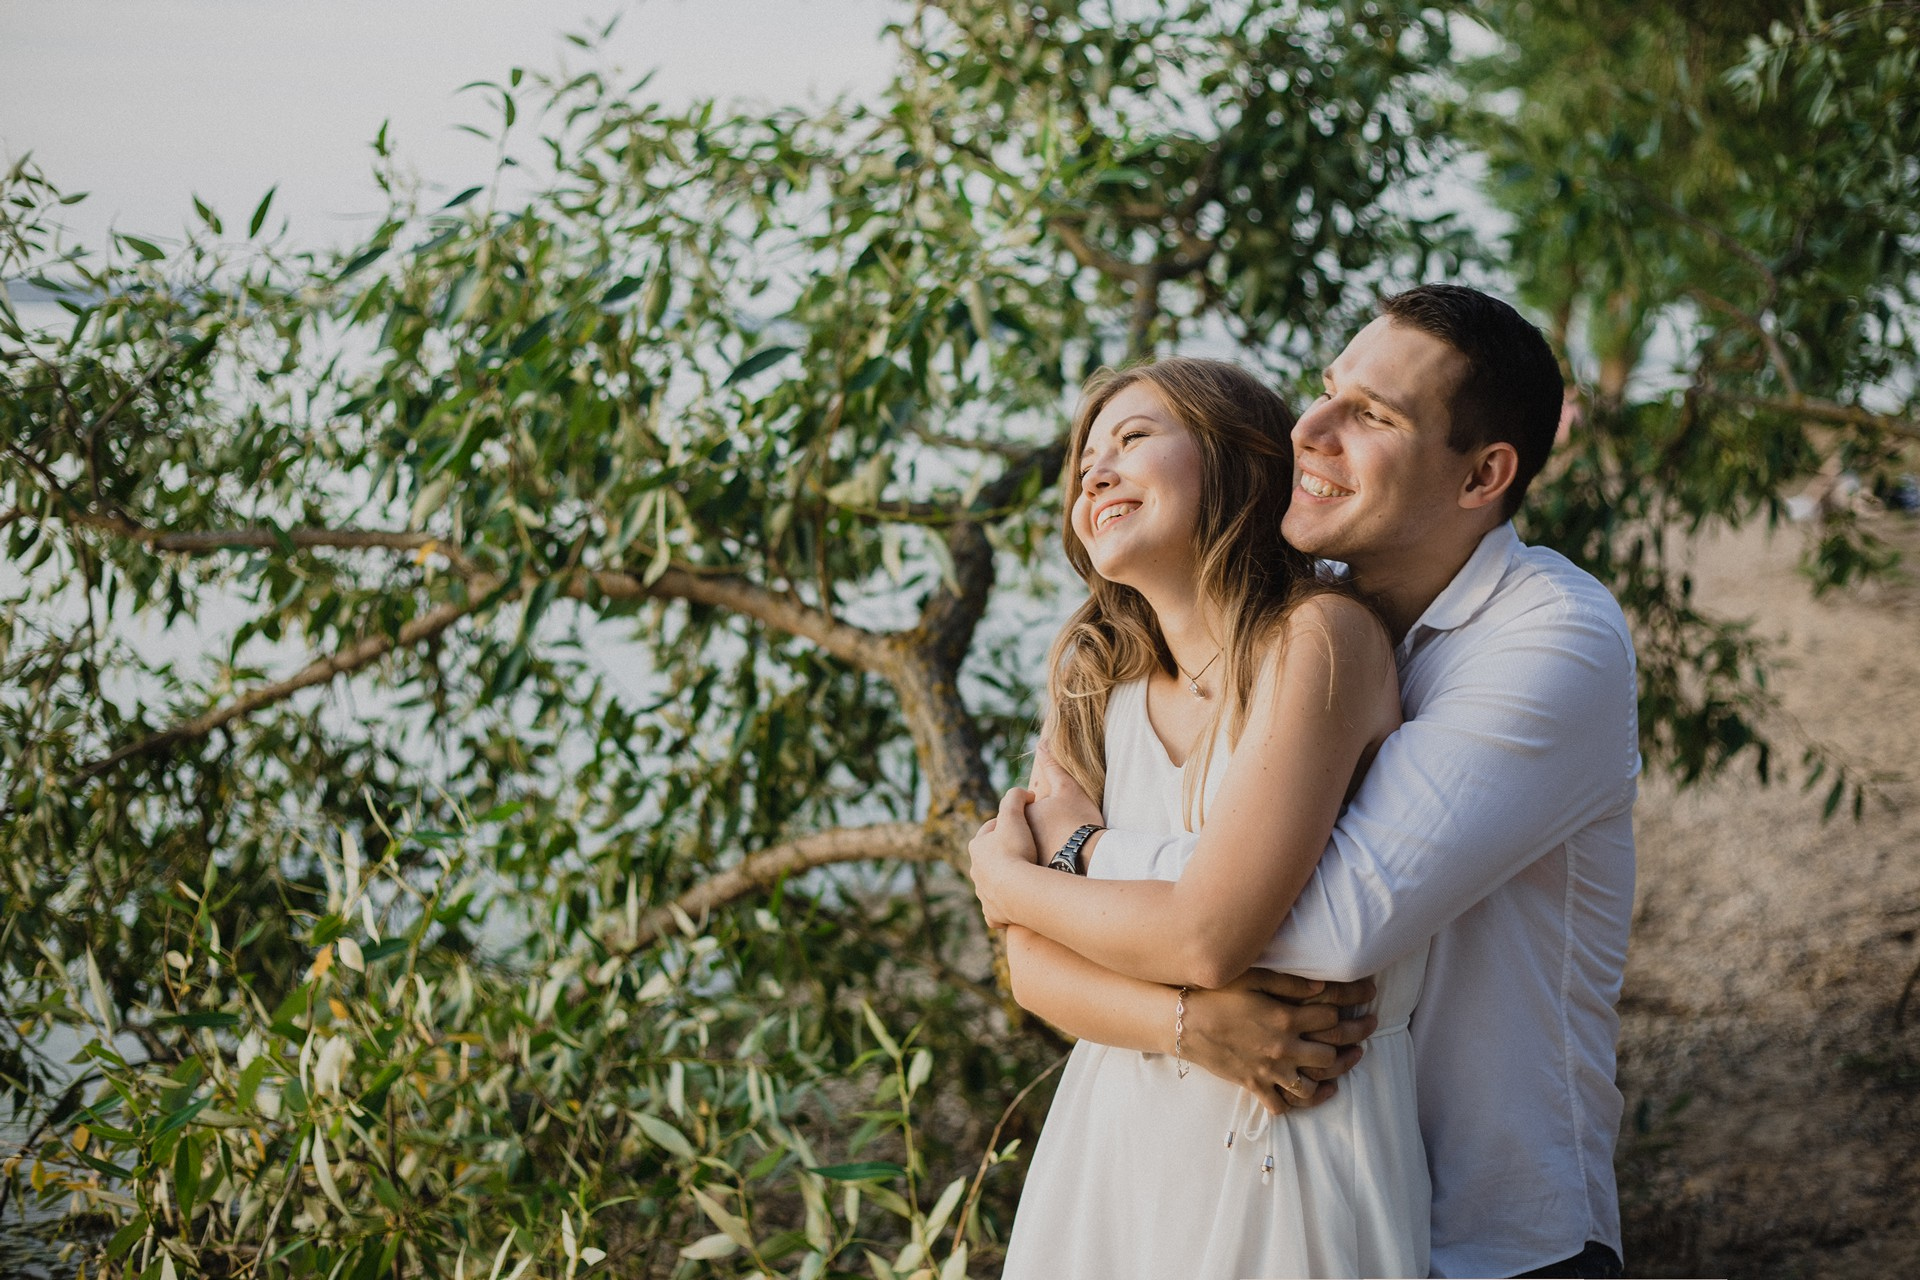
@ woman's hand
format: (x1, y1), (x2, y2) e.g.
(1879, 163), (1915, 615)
(969, 786), (1044, 929)
(1025, 745), (1106, 862)
(1180, 969), (1379, 1115)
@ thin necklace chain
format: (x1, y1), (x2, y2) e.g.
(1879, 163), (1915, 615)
(1175, 649), (1223, 699)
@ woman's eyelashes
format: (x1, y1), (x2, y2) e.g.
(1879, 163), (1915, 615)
(1076, 430), (1151, 481)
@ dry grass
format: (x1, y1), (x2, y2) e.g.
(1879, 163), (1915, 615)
(1619, 513), (1920, 1279)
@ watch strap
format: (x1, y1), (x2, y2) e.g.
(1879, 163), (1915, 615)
(1048, 823), (1105, 874)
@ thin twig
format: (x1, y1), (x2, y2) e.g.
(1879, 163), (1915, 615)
(1705, 389), (1920, 442)
(946, 1052), (1067, 1262)
(74, 582), (499, 780)
(1688, 290), (1799, 398)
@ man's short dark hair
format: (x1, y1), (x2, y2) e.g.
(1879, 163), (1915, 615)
(1379, 284), (1563, 519)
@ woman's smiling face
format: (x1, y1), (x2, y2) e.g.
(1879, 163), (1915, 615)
(1069, 379), (1206, 590)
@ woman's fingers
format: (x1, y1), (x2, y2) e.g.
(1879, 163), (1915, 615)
(1033, 745), (1078, 796)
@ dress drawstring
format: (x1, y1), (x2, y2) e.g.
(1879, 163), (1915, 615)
(1224, 1089), (1276, 1183)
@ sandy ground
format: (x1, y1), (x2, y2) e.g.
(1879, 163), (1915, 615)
(1617, 513), (1920, 1279)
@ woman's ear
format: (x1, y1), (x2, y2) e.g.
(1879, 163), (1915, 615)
(1459, 442), (1520, 513)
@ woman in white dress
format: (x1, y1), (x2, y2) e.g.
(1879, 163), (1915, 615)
(968, 357), (1430, 1279)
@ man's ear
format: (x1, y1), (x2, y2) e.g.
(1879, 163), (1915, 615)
(1458, 442), (1519, 513)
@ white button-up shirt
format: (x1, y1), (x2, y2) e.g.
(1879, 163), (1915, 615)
(1091, 522), (1638, 1278)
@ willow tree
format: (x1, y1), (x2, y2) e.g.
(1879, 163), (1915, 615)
(0, 2), (1455, 1272)
(1466, 0), (1920, 797)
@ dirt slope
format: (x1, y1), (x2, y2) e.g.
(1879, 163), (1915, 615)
(1618, 514), (1920, 1279)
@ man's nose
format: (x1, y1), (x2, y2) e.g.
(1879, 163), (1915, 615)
(1293, 402), (1338, 451)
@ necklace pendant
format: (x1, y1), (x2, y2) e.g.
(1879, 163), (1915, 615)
(1189, 679), (1204, 698)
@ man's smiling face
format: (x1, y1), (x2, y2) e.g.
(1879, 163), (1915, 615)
(1282, 316), (1475, 578)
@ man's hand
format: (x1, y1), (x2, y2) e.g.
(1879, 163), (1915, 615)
(1180, 969), (1379, 1115)
(1026, 744), (1106, 864)
(968, 786), (1044, 929)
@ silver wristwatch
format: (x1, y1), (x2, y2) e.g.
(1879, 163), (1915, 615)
(1048, 823), (1105, 874)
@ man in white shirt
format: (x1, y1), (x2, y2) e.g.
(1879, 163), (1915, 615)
(994, 285), (1637, 1278)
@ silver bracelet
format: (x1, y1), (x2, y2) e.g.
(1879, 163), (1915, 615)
(1174, 986), (1190, 1079)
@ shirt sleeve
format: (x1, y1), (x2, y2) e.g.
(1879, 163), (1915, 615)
(1085, 828), (1195, 882)
(1269, 596), (1639, 980)
(1087, 592), (1638, 981)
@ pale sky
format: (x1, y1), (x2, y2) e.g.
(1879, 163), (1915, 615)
(0, 0), (903, 251)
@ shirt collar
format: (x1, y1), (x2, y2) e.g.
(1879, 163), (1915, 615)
(1400, 522), (1520, 647)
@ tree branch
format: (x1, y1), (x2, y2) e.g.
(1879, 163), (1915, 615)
(1688, 289), (1800, 398)
(74, 581), (501, 780)
(59, 507), (894, 675)
(905, 423), (1038, 460)
(1048, 217), (1147, 282)
(1706, 389), (1920, 441)
(580, 566), (890, 671)
(916, 433), (1065, 671)
(65, 511), (473, 566)
(1643, 191), (1783, 300)
(624, 822), (941, 951)
(889, 434), (1069, 820)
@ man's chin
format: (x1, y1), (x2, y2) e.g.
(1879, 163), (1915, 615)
(1282, 515), (1345, 560)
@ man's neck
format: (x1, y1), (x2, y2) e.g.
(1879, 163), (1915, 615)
(1350, 523), (1498, 644)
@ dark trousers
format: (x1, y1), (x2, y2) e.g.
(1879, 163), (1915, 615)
(1514, 1240), (1625, 1279)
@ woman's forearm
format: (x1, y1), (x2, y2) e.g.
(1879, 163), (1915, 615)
(1004, 925), (1177, 1055)
(1003, 864), (1242, 988)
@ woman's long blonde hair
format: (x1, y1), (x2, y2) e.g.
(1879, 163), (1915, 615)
(1045, 357), (1326, 827)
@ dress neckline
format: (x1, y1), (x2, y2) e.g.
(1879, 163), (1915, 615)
(1126, 677), (1195, 771)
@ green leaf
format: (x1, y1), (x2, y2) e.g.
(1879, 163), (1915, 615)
(441, 269), (481, 326)
(725, 345), (796, 386)
(119, 234), (166, 262)
(338, 241), (389, 280)
(359, 937), (410, 964)
(847, 355), (891, 392)
(602, 275), (646, 304)
(635, 1111), (695, 1159)
(442, 185), (485, 209)
(807, 1161), (906, 1182)
(642, 267), (671, 327)
(105, 1214), (149, 1261)
(153, 1092), (211, 1136)
(860, 999), (901, 1058)
(507, 310), (556, 358)
(236, 1057), (271, 1111)
(248, 185), (277, 236)
(173, 1130), (202, 1218)
(154, 1011), (241, 1029)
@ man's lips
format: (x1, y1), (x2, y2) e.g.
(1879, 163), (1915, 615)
(1297, 472), (1354, 499)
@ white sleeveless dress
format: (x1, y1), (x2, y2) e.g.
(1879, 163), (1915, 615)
(1001, 679), (1431, 1279)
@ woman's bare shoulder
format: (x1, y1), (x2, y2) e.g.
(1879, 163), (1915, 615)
(1278, 590), (1392, 665)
